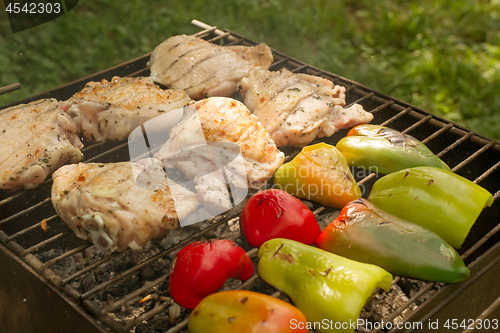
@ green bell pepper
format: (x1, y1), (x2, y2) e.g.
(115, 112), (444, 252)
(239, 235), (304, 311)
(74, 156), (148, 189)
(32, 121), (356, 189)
(273, 142), (361, 208)
(369, 166), (493, 249)
(258, 238), (392, 333)
(316, 198), (469, 283)
(336, 124), (449, 175)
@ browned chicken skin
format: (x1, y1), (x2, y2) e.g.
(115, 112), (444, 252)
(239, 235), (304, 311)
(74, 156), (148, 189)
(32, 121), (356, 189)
(51, 161), (199, 252)
(240, 67), (374, 147)
(60, 76), (192, 142)
(154, 97), (284, 213)
(0, 98), (83, 191)
(147, 34), (273, 100)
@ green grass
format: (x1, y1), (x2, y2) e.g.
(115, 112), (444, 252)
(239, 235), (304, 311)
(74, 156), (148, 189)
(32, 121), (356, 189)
(1, 0), (499, 139)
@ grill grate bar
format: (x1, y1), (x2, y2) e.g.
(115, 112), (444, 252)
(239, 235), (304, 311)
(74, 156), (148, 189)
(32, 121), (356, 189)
(156, 202), (338, 333)
(0, 197), (51, 225)
(269, 57), (291, 69)
(344, 84), (357, 94)
(0, 192), (21, 208)
(401, 114), (433, 134)
(41, 244), (90, 270)
(81, 298), (125, 333)
(380, 107), (412, 125)
(123, 300), (172, 332)
(5, 214), (58, 242)
(436, 131), (475, 158)
(462, 294), (500, 333)
(421, 123), (454, 144)
(291, 64), (309, 73)
(84, 142), (130, 163)
(80, 210), (242, 300)
(237, 273), (260, 291)
(165, 317), (189, 333)
(473, 160), (500, 185)
(369, 161), (499, 333)
(459, 155), (499, 262)
(22, 230), (72, 255)
(371, 282), (437, 333)
(460, 222), (500, 261)
(120, 242), (262, 333)
(80, 250), (171, 300)
(1, 23), (499, 333)
(81, 140), (109, 153)
(126, 68), (150, 78)
(208, 32), (231, 43)
(191, 25), (218, 38)
(369, 100), (395, 115)
(103, 274), (168, 314)
(451, 141), (496, 173)
(99, 160), (379, 333)
(104, 203), (330, 332)
(62, 252), (120, 285)
(222, 37), (245, 47)
(345, 92), (374, 109)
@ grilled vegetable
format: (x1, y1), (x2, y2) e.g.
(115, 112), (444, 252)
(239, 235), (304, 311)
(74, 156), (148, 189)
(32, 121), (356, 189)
(273, 143), (361, 208)
(316, 198), (469, 283)
(369, 166), (494, 249)
(169, 239), (254, 309)
(188, 290), (308, 333)
(240, 189), (321, 247)
(258, 238), (392, 333)
(336, 124), (449, 175)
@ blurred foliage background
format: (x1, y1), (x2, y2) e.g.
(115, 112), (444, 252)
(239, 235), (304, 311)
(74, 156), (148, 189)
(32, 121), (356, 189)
(1, 0), (499, 140)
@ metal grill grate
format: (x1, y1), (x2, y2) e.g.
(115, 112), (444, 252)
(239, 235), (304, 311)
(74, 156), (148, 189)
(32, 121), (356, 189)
(1, 21), (499, 333)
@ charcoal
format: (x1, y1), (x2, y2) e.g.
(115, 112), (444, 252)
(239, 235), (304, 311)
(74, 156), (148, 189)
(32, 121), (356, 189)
(107, 274), (140, 297)
(140, 265), (155, 281)
(79, 273), (96, 292)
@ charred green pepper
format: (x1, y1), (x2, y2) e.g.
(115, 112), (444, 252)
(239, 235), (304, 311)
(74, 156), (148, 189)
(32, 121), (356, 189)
(369, 166), (493, 249)
(316, 198), (469, 283)
(336, 124), (449, 175)
(273, 143), (361, 208)
(258, 238), (392, 333)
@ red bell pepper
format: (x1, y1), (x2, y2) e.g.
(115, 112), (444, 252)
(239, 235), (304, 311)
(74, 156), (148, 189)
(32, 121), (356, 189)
(169, 239), (254, 309)
(240, 189), (321, 247)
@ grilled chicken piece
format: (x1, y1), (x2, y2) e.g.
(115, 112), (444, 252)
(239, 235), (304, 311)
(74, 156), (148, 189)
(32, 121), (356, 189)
(240, 67), (374, 147)
(154, 97), (284, 213)
(51, 161), (199, 253)
(147, 34), (273, 100)
(0, 99), (83, 191)
(60, 76), (191, 142)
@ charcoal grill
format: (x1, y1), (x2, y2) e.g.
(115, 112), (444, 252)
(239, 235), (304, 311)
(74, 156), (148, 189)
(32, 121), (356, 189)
(1, 20), (499, 333)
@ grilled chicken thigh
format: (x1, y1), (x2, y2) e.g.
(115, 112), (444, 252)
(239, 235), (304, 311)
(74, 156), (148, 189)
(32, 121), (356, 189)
(0, 99), (83, 191)
(240, 68), (374, 147)
(154, 97), (284, 213)
(60, 76), (191, 142)
(51, 161), (199, 253)
(147, 34), (273, 100)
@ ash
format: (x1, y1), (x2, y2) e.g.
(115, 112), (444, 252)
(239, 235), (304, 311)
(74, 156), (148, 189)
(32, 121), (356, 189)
(34, 203), (441, 333)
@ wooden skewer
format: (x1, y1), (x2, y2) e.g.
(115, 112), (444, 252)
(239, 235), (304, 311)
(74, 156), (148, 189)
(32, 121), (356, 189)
(191, 19), (237, 42)
(0, 82), (21, 96)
